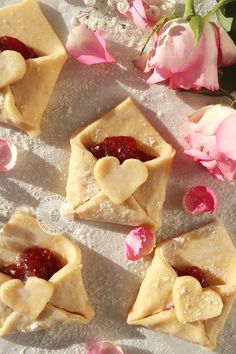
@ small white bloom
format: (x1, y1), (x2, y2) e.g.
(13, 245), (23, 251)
(117, 0), (130, 14)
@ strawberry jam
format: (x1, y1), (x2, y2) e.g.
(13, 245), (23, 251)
(176, 266), (208, 288)
(0, 36), (38, 60)
(88, 136), (155, 164)
(0, 247), (62, 281)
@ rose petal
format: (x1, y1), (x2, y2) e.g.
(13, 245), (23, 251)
(217, 25), (236, 66)
(189, 104), (236, 135)
(184, 132), (218, 159)
(169, 23), (219, 91)
(216, 114), (236, 160)
(66, 25), (116, 65)
(183, 186), (217, 214)
(148, 19), (202, 74)
(217, 159), (236, 181)
(184, 148), (211, 162)
(201, 160), (225, 181)
(125, 227), (155, 261)
(125, 0), (147, 29)
(0, 139), (17, 172)
(88, 341), (123, 354)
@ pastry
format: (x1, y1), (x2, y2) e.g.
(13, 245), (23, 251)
(0, 0), (67, 136)
(0, 211), (94, 336)
(127, 219), (236, 350)
(66, 97), (175, 230)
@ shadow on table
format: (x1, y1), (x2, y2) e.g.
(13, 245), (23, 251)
(40, 41), (149, 149)
(122, 345), (153, 354)
(39, 2), (69, 43)
(6, 244), (144, 350)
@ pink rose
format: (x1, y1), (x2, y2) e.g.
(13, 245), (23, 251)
(144, 19), (236, 90)
(125, 1), (176, 29)
(66, 24), (116, 65)
(125, 227), (155, 261)
(183, 186), (217, 214)
(88, 341), (123, 354)
(0, 139), (17, 172)
(185, 105), (236, 181)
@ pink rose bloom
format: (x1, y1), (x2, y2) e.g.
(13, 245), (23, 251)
(185, 105), (236, 181)
(183, 186), (217, 214)
(88, 341), (123, 354)
(66, 24), (116, 65)
(125, 227), (155, 261)
(125, 0), (176, 29)
(0, 139), (17, 172)
(144, 19), (236, 90)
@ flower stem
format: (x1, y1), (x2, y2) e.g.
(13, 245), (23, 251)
(184, 0), (195, 18)
(204, 0), (227, 21)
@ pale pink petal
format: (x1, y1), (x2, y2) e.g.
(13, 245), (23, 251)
(184, 148), (211, 162)
(184, 132), (218, 159)
(188, 106), (213, 123)
(189, 105), (235, 135)
(125, 0), (147, 29)
(125, 227), (155, 261)
(216, 114), (236, 160)
(201, 160), (225, 180)
(132, 52), (148, 71)
(0, 139), (17, 172)
(169, 23), (219, 90)
(88, 341), (123, 354)
(183, 186), (217, 214)
(66, 25), (116, 65)
(217, 160), (236, 181)
(218, 25), (236, 66)
(148, 19), (203, 74)
(147, 68), (167, 84)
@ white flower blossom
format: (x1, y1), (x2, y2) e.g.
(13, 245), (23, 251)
(75, 0), (177, 31)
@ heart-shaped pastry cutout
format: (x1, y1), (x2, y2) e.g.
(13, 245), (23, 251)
(173, 276), (223, 324)
(94, 157), (148, 204)
(0, 50), (26, 89)
(0, 277), (54, 321)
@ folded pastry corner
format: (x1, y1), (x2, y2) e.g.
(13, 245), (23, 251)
(0, 211), (94, 336)
(66, 97), (175, 230)
(127, 219), (236, 350)
(0, 0), (68, 136)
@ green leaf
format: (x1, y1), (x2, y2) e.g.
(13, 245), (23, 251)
(141, 15), (176, 54)
(188, 16), (205, 46)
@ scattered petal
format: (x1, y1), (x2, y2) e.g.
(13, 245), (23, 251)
(66, 25), (116, 65)
(125, 227), (155, 261)
(183, 186), (217, 214)
(88, 341), (123, 354)
(0, 139), (17, 172)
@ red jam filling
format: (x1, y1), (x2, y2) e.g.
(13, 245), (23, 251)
(0, 247), (62, 281)
(176, 266), (208, 288)
(88, 136), (155, 164)
(0, 36), (38, 60)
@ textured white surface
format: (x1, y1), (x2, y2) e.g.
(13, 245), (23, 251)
(0, 1), (236, 353)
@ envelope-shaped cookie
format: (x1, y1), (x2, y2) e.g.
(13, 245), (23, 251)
(0, 0), (67, 136)
(127, 220), (236, 350)
(0, 211), (94, 336)
(66, 98), (175, 230)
